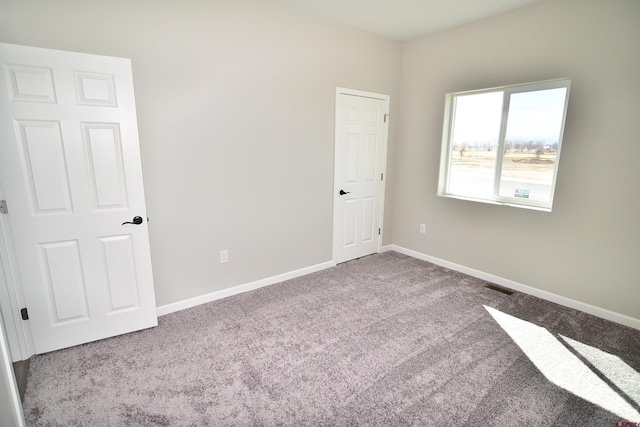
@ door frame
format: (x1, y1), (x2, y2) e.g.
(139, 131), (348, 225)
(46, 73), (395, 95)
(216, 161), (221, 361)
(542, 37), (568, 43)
(0, 310), (26, 426)
(0, 181), (33, 361)
(332, 87), (390, 263)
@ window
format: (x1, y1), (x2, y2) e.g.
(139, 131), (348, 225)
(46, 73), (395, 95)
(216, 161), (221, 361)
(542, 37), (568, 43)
(438, 79), (571, 211)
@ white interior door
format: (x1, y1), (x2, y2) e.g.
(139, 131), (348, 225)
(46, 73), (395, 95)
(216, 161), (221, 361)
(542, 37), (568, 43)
(333, 88), (389, 264)
(0, 43), (157, 354)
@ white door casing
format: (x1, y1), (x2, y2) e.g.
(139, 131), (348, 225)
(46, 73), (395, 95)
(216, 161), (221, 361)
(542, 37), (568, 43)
(0, 179), (33, 361)
(0, 43), (157, 354)
(333, 88), (389, 264)
(0, 312), (25, 427)
(0, 201), (26, 361)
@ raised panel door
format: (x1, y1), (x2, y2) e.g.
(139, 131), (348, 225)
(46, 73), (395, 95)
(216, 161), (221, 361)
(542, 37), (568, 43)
(0, 43), (157, 354)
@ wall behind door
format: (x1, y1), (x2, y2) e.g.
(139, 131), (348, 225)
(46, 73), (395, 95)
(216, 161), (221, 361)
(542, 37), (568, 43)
(0, 0), (401, 306)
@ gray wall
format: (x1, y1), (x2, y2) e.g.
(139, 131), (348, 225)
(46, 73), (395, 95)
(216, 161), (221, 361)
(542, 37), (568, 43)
(393, 0), (640, 320)
(1, 0), (638, 322)
(0, 0), (402, 306)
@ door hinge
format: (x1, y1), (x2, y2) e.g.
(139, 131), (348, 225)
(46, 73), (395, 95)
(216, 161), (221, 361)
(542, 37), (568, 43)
(20, 308), (29, 320)
(384, 113), (390, 123)
(381, 173), (384, 181)
(0, 200), (7, 214)
(378, 228), (381, 235)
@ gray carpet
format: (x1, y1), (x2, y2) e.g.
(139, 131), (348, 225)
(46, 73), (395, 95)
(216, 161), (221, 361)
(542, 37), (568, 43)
(13, 358), (29, 402)
(22, 251), (640, 426)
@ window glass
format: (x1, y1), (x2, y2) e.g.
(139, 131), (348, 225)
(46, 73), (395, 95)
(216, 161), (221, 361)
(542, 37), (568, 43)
(498, 88), (568, 203)
(448, 91), (502, 199)
(439, 79), (570, 211)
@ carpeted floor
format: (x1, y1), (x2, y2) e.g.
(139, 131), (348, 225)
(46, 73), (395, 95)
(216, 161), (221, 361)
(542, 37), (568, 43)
(22, 251), (640, 426)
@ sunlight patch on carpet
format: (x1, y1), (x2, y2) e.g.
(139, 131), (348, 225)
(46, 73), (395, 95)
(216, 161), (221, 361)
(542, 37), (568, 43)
(559, 334), (640, 407)
(484, 305), (640, 421)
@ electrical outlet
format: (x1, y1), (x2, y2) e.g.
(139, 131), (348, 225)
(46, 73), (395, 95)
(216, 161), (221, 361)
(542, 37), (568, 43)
(419, 224), (426, 234)
(220, 250), (229, 263)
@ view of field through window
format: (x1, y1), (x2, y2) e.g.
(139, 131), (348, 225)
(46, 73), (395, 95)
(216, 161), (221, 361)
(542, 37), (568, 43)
(447, 87), (567, 204)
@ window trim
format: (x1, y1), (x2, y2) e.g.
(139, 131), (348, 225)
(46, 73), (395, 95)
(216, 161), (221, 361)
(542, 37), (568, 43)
(437, 78), (571, 212)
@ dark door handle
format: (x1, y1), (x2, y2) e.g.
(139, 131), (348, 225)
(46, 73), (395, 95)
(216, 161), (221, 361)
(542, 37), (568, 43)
(122, 216), (144, 225)
(339, 190), (351, 195)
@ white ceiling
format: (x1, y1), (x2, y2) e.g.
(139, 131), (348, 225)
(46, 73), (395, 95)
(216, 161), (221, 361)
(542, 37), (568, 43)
(271, 0), (541, 41)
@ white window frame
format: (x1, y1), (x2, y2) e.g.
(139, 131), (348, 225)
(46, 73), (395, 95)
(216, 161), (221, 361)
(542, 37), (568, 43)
(438, 78), (571, 212)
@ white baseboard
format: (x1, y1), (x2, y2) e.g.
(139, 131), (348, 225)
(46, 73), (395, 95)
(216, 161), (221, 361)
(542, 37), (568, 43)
(156, 260), (336, 317)
(157, 246), (640, 331)
(382, 244), (640, 331)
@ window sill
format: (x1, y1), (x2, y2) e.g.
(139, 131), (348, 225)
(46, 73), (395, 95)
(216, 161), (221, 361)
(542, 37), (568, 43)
(438, 193), (552, 212)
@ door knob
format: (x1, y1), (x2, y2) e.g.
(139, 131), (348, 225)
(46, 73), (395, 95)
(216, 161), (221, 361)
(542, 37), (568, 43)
(339, 190), (351, 195)
(122, 216), (144, 225)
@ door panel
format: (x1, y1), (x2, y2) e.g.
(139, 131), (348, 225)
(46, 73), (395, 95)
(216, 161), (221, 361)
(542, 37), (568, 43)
(40, 240), (89, 323)
(83, 123), (128, 209)
(363, 134), (378, 182)
(100, 235), (140, 312)
(17, 120), (73, 213)
(362, 196), (376, 242)
(333, 90), (388, 263)
(0, 43), (157, 354)
(6, 64), (56, 103)
(342, 199), (357, 247)
(75, 72), (116, 107)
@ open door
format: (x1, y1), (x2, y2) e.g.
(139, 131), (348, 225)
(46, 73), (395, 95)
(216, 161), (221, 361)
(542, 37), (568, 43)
(0, 43), (157, 354)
